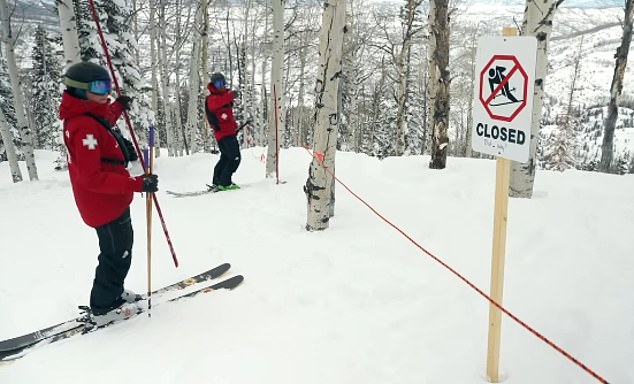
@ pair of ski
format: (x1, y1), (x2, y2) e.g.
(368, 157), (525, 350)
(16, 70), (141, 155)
(166, 184), (245, 198)
(0, 263), (242, 362)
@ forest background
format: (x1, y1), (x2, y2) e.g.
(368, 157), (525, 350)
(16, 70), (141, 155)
(0, 0), (633, 179)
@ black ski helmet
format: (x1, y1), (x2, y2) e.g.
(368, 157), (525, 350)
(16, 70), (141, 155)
(64, 61), (110, 91)
(210, 72), (225, 85)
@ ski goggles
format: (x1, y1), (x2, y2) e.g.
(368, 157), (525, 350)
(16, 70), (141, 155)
(64, 77), (112, 95)
(213, 79), (226, 88)
(87, 80), (112, 95)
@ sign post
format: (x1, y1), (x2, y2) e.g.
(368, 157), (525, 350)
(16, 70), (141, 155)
(471, 27), (537, 383)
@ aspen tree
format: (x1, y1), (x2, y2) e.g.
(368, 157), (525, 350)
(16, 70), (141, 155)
(0, 110), (21, 182)
(428, 0), (450, 169)
(186, 3), (204, 154)
(57, 0), (81, 66)
(510, 0), (559, 198)
(306, 0), (346, 231)
(266, 0), (285, 177)
(600, 0), (634, 173)
(0, 0), (38, 181)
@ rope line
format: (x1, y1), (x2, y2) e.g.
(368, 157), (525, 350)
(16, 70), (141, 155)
(302, 144), (609, 384)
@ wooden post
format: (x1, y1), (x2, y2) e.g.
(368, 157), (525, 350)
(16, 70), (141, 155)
(486, 26), (516, 383)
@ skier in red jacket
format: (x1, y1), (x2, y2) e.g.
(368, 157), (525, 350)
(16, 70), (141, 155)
(59, 61), (158, 326)
(205, 72), (241, 191)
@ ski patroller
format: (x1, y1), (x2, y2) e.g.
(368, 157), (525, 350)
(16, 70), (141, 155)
(165, 118), (253, 199)
(0, 264), (243, 362)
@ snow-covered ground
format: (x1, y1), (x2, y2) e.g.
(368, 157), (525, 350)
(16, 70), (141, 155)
(0, 148), (632, 383)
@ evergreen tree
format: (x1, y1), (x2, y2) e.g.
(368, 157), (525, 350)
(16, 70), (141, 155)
(74, 0), (152, 146)
(540, 122), (578, 172)
(615, 151), (631, 175)
(30, 25), (62, 150)
(0, 57), (16, 125)
(405, 49), (426, 156)
(73, 0), (100, 61)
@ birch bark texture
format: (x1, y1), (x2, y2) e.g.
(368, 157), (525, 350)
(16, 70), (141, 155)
(54, 0), (80, 169)
(600, 0), (634, 173)
(200, 0), (209, 152)
(266, 0), (285, 177)
(57, 0), (81, 67)
(0, 108), (21, 182)
(510, 0), (559, 198)
(394, 0), (419, 156)
(186, 2), (204, 154)
(149, 0), (161, 156)
(158, 0), (177, 156)
(0, 0), (38, 181)
(427, 0), (450, 169)
(305, 0), (346, 231)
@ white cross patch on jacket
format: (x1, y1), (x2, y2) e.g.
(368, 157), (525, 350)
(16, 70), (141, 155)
(82, 134), (98, 150)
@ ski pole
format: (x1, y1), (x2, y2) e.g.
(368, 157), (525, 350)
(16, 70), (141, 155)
(146, 125), (155, 317)
(88, 0), (179, 268)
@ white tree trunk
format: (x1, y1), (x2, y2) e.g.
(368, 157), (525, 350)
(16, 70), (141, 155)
(395, 0), (417, 156)
(600, 0), (634, 173)
(428, 0), (450, 169)
(244, 5), (258, 148)
(0, 110), (22, 182)
(201, 0), (210, 152)
(305, 0), (346, 231)
(56, 0), (81, 67)
(172, 0), (185, 156)
(266, 0), (285, 178)
(186, 3), (203, 154)
(54, 0), (80, 169)
(296, 38), (307, 147)
(259, 49), (267, 147)
(426, 0), (437, 156)
(158, 0), (177, 156)
(465, 26), (480, 158)
(0, 0), (38, 181)
(149, 0), (161, 157)
(510, 0), (558, 198)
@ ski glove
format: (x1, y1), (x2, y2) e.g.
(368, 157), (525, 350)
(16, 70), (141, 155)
(116, 96), (133, 111)
(141, 174), (159, 193)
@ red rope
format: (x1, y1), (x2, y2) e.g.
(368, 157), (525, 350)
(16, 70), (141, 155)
(302, 144), (610, 384)
(88, 0), (179, 267)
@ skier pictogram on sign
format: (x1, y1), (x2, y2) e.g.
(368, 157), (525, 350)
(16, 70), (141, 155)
(471, 36), (537, 162)
(479, 54), (529, 123)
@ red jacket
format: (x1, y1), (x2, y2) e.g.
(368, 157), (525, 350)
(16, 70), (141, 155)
(205, 84), (238, 141)
(59, 92), (144, 228)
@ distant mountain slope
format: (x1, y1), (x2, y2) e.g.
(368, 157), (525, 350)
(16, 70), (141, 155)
(467, 0), (620, 7)
(13, 0), (57, 27)
(21, 0), (625, 8)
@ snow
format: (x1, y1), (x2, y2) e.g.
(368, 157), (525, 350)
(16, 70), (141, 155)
(0, 148), (633, 384)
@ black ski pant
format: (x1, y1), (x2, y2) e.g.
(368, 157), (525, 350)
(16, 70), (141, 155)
(90, 208), (133, 314)
(213, 134), (241, 186)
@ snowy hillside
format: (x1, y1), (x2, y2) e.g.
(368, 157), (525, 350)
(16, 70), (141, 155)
(473, 0), (621, 7)
(0, 148), (633, 383)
